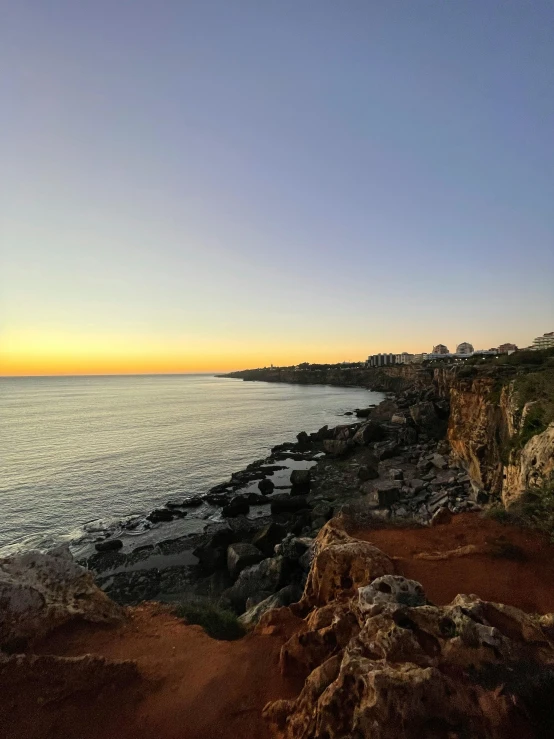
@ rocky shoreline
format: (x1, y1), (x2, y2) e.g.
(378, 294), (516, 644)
(80, 382), (480, 622)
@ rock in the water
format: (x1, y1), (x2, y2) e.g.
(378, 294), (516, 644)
(296, 431), (309, 445)
(94, 539), (123, 553)
(0, 548), (123, 648)
(258, 478), (275, 494)
(227, 542), (264, 580)
(322, 439), (350, 456)
(251, 522), (287, 557)
(222, 499), (250, 517)
(147, 508), (174, 523)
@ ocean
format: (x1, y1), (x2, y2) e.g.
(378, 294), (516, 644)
(0, 374), (383, 555)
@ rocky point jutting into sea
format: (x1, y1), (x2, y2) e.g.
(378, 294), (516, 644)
(1, 352), (554, 738)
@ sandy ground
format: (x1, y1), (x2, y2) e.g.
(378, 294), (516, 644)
(5, 513), (554, 739)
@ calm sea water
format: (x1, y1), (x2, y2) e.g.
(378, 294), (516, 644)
(0, 375), (382, 554)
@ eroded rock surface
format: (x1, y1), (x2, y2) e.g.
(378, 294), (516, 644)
(0, 547), (123, 649)
(262, 520), (554, 739)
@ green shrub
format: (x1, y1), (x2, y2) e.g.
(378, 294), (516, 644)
(174, 599), (245, 641)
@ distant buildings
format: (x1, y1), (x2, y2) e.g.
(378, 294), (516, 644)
(432, 344), (449, 354)
(367, 353), (396, 367)
(456, 342), (474, 355)
(532, 332), (554, 350)
(497, 343), (518, 354)
(395, 352), (414, 364)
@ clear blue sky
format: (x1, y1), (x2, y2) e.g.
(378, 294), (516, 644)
(2, 1), (553, 373)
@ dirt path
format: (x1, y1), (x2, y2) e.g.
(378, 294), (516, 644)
(5, 604), (302, 739)
(352, 513), (554, 613)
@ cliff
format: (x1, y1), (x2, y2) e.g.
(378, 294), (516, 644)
(223, 362), (554, 507)
(221, 365), (436, 393)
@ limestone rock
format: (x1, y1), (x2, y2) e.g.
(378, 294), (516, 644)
(0, 548), (123, 649)
(299, 521), (394, 609)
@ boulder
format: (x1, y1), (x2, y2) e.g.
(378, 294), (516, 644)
(355, 407), (371, 418)
(409, 401), (445, 439)
(389, 468), (404, 481)
(396, 426), (418, 445)
(431, 453), (448, 470)
(275, 534), (313, 561)
(373, 439), (399, 460)
(270, 495), (312, 514)
(352, 422), (385, 446)
(147, 508), (174, 523)
(227, 542), (264, 580)
(365, 480), (402, 508)
(224, 556), (289, 612)
(296, 431), (309, 445)
(94, 538), (123, 553)
(290, 469), (311, 491)
(323, 439), (350, 456)
(251, 522), (288, 557)
(300, 520), (395, 608)
(221, 499), (250, 517)
(239, 583), (303, 627)
(357, 462), (379, 482)
(409, 478), (426, 493)
(0, 547), (123, 648)
(258, 478), (275, 494)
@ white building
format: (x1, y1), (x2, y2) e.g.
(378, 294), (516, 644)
(532, 332), (554, 350)
(456, 342), (474, 355)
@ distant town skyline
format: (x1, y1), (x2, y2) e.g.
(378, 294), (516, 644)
(2, 2), (553, 376)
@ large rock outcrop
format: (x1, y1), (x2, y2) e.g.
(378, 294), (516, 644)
(0, 546), (124, 650)
(262, 521), (554, 739)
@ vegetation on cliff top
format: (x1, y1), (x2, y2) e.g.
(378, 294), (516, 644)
(487, 481), (554, 542)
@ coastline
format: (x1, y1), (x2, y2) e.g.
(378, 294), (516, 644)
(79, 374), (478, 617)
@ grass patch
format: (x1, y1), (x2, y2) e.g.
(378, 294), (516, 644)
(484, 482), (554, 542)
(174, 598), (245, 641)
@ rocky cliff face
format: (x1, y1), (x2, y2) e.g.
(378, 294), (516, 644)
(222, 365), (436, 393)
(444, 372), (553, 506)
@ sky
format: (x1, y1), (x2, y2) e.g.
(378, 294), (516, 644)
(1, 0), (553, 375)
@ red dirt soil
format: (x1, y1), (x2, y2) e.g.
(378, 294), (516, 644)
(3, 604), (303, 739)
(353, 512), (554, 613)
(5, 513), (554, 739)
